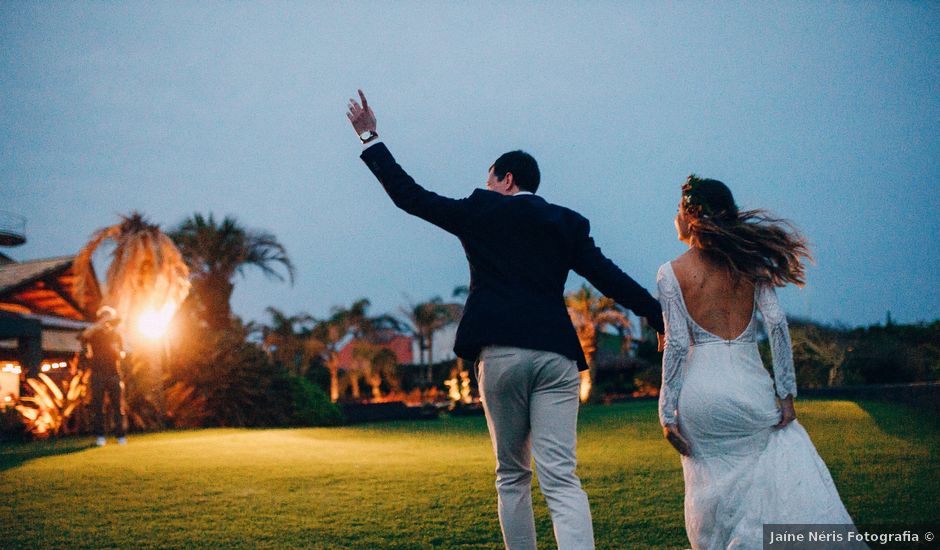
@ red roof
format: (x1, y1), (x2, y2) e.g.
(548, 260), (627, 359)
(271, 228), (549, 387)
(337, 332), (413, 370)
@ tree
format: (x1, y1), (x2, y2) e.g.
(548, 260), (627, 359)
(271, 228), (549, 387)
(402, 296), (462, 384)
(262, 307), (316, 377)
(349, 336), (401, 401)
(565, 284), (631, 402)
(73, 212), (191, 424)
(308, 299), (371, 402)
(170, 213), (294, 330)
(451, 285), (469, 375)
(74, 211), (191, 327)
(165, 318), (340, 428)
(786, 320), (850, 388)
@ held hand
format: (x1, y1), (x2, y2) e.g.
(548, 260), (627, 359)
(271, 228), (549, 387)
(774, 395), (796, 429)
(657, 332), (666, 353)
(346, 89), (377, 136)
(663, 423), (691, 456)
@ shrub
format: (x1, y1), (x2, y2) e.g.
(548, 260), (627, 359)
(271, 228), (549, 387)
(168, 321), (344, 428)
(15, 371), (88, 437)
(0, 407), (29, 442)
(279, 374), (343, 426)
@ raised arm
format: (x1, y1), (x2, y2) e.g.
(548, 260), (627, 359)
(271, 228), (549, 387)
(360, 144), (469, 234)
(347, 89), (468, 235)
(756, 284), (797, 400)
(570, 216), (664, 334)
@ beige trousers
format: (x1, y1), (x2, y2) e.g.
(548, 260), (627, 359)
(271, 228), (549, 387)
(476, 346), (595, 550)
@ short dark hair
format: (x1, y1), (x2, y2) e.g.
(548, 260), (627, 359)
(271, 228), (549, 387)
(491, 150), (540, 193)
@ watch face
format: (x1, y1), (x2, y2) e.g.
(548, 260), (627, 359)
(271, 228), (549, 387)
(359, 131), (372, 140)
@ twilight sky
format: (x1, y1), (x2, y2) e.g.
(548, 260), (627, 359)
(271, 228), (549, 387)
(2, 2), (938, 328)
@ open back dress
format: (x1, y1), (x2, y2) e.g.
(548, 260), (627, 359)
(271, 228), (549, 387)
(657, 262), (855, 549)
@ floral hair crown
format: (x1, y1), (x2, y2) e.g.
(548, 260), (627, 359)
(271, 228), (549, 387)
(681, 175), (713, 217)
(681, 175), (738, 220)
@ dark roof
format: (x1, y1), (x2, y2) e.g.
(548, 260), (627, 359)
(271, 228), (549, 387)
(0, 256), (91, 321)
(0, 256), (74, 295)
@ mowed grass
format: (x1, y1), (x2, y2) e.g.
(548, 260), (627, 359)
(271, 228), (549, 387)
(2, 399), (938, 549)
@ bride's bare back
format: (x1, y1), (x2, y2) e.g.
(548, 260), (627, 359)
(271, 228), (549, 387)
(671, 248), (755, 340)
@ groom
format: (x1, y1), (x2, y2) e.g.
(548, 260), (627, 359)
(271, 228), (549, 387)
(346, 90), (664, 550)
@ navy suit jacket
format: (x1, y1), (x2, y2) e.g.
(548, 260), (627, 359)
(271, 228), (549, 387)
(361, 142), (664, 370)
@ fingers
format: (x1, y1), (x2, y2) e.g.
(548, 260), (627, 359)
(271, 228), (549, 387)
(669, 433), (690, 456)
(677, 434), (691, 456)
(664, 425), (691, 456)
(774, 412), (795, 429)
(358, 89), (368, 109)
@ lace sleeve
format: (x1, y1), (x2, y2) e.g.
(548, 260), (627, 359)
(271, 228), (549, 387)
(657, 264), (690, 427)
(756, 284), (798, 399)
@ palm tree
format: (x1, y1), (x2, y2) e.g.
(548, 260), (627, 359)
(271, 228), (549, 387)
(262, 307), (315, 377)
(73, 212), (192, 425)
(449, 285), (470, 389)
(402, 296), (462, 384)
(368, 347), (399, 399)
(566, 284), (631, 403)
(74, 211), (191, 324)
(169, 213), (295, 330)
(308, 299), (370, 402)
(349, 332), (403, 401)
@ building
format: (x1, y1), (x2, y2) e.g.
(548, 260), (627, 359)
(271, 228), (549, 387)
(336, 330), (413, 370)
(0, 253), (96, 405)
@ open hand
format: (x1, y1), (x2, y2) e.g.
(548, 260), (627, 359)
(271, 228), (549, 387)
(774, 396), (796, 429)
(663, 423), (691, 456)
(346, 89), (376, 136)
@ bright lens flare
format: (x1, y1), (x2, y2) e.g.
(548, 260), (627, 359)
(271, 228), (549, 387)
(138, 303), (176, 339)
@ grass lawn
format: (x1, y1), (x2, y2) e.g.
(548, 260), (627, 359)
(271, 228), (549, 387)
(2, 399), (938, 549)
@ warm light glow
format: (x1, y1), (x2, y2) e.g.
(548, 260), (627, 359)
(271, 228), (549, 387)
(444, 378), (461, 402)
(460, 371), (472, 404)
(579, 371), (592, 403)
(138, 303), (176, 339)
(41, 364), (51, 372)
(445, 372), (474, 404)
(2, 363), (21, 374)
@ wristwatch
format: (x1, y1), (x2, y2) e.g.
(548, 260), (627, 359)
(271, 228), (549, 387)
(358, 130), (378, 144)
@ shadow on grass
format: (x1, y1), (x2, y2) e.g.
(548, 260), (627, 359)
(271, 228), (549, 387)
(0, 436), (95, 472)
(852, 399), (940, 446)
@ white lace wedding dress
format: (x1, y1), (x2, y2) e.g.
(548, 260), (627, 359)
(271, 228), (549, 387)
(657, 262), (855, 549)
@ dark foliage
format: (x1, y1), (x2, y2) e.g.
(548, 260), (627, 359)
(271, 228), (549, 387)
(275, 372), (343, 426)
(167, 320), (341, 428)
(0, 407), (29, 443)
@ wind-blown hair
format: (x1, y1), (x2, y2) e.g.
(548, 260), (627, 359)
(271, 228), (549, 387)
(682, 175), (812, 287)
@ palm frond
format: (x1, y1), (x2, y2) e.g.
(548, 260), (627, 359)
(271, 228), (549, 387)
(26, 378), (56, 409)
(73, 224), (120, 312)
(38, 373), (64, 403)
(15, 406), (38, 421)
(77, 211), (191, 337)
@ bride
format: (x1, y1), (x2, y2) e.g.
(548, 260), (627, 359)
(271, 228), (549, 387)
(657, 175), (856, 549)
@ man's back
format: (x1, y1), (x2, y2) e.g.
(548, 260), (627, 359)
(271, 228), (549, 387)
(348, 90), (659, 549)
(361, 142), (663, 369)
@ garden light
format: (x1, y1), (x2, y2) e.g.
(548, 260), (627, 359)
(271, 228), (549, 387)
(138, 303), (176, 339)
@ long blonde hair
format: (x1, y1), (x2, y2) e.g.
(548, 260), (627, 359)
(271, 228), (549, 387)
(682, 175), (812, 287)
